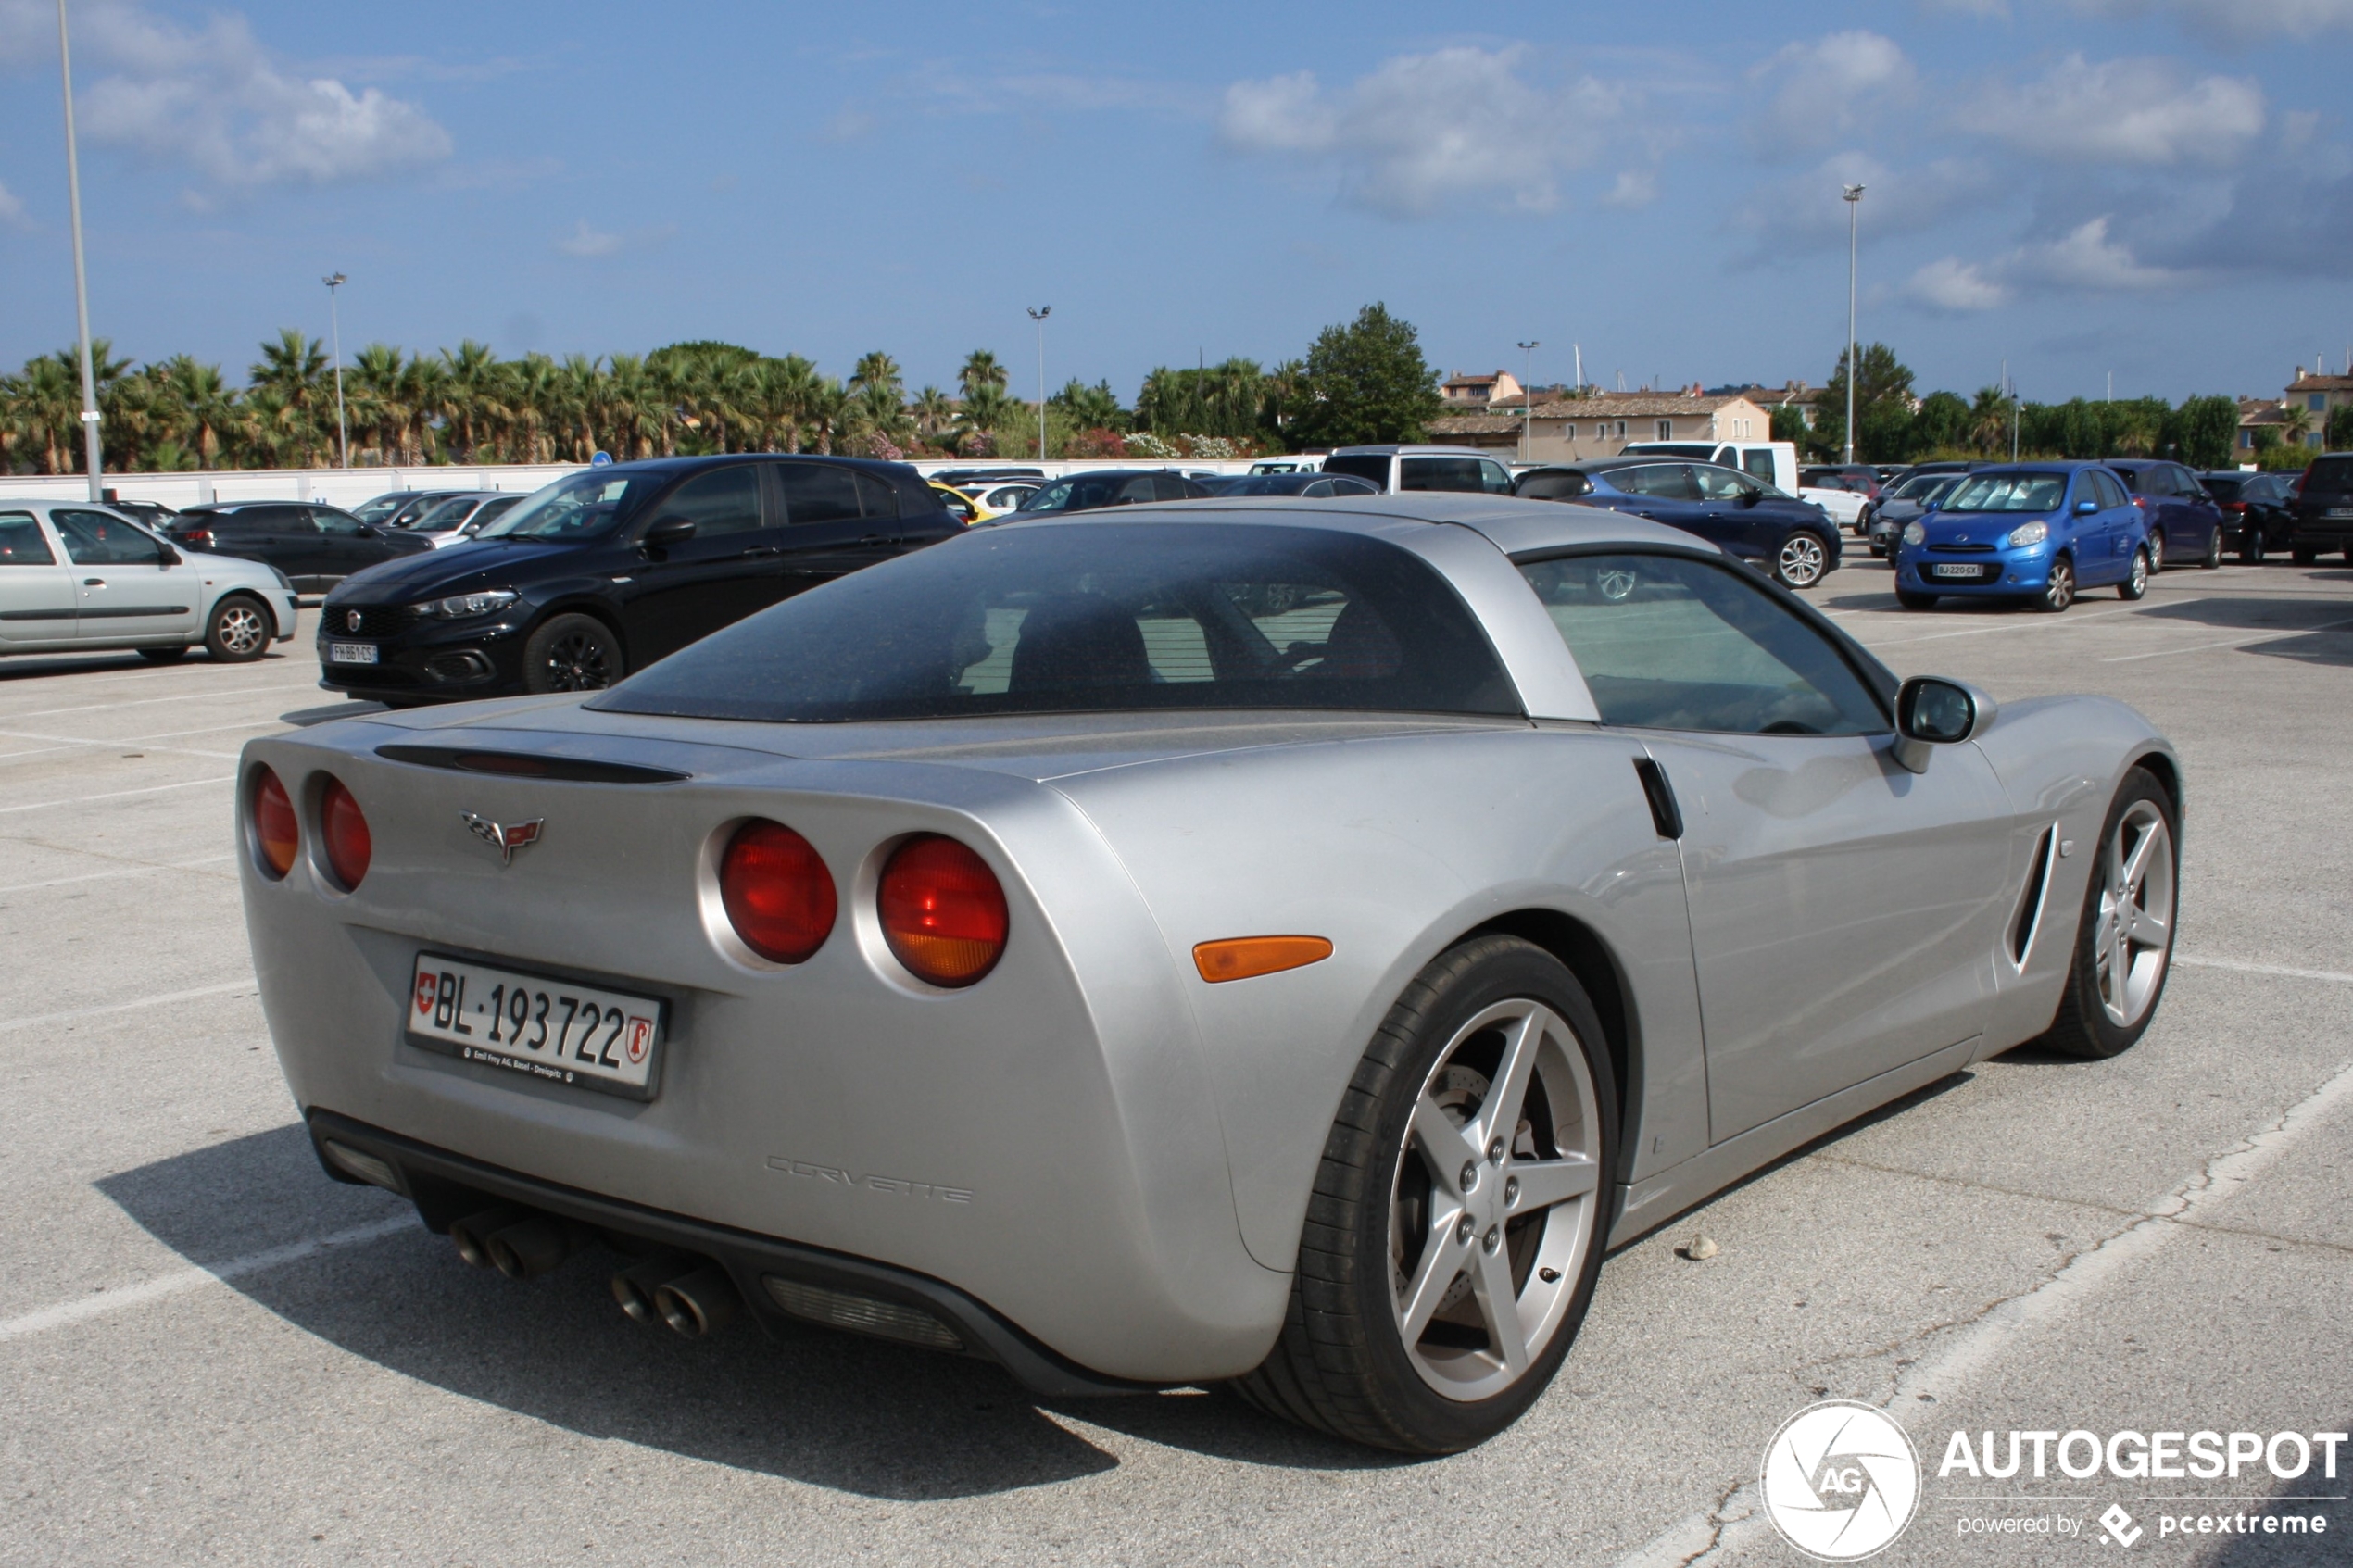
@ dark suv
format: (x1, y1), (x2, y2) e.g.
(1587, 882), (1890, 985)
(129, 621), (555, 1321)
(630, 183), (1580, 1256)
(2288, 453), (2353, 563)
(2102, 458), (2225, 571)
(164, 501), (434, 593)
(315, 454), (956, 704)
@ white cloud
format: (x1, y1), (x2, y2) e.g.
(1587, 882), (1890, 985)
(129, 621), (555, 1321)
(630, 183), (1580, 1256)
(2070, 0), (2353, 39)
(554, 220), (673, 258)
(1905, 216), (2196, 310)
(1954, 54), (2262, 167)
(1920, 0), (2010, 16)
(0, 179), (24, 227)
(1601, 169), (1658, 209)
(1737, 152), (1998, 255)
(1748, 31), (1916, 154)
(1906, 257), (2014, 310)
(0, 0), (449, 187)
(1218, 46), (1622, 218)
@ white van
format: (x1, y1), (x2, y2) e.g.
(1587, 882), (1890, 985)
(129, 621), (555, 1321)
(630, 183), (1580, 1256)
(1620, 440), (1797, 495)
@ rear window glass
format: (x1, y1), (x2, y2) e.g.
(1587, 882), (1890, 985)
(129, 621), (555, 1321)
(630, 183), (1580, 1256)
(1322, 454), (1390, 489)
(2307, 457), (2353, 490)
(2200, 477), (2243, 500)
(1516, 470), (1591, 501)
(593, 521), (1521, 723)
(1944, 473), (2068, 513)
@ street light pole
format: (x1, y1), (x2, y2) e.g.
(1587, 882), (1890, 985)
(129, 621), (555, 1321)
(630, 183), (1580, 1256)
(1026, 306), (1051, 461)
(1516, 340), (1539, 462)
(322, 273), (348, 468)
(1842, 182), (1865, 469)
(56, 0), (102, 499)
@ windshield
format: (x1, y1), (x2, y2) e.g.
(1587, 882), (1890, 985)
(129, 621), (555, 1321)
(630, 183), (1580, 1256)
(1019, 474), (1152, 513)
(592, 521), (1519, 723)
(352, 495), (411, 525)
(409, 495), (484, 531)
(1942, 473), (2068, 513)
(477, 472), (653, 541)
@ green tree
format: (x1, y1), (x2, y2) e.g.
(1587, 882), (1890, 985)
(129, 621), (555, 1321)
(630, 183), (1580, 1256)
(1768, 404), (1810, 451)
(2328, 406), (2353, 450)
(2169, 395), (2239, 470)
(1290, 303), (1441, 447)
(958, 350), (1007, 400)
(1048, 377), (1125, 433)
(1911, 390), (1969, 455)
(1812, 343), (1916, 463)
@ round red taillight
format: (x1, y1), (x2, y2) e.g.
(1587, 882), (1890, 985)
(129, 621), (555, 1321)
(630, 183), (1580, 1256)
(252, 766), (297, 878)
(719, 821), (837, 964)
(878, 834), (1007, 987)
(321, 776), (371, 890)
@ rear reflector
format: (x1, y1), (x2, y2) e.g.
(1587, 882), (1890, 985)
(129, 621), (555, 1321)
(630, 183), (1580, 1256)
(319, 1138), (399, 1191)
(762, 1276), (963, 1351)
(719, 821), (836, 964)
(1193, 935), (1334, 984)
(320, 776), (371, 890)
(252, 766), (297, 877)
(878, 834), (1007, 987)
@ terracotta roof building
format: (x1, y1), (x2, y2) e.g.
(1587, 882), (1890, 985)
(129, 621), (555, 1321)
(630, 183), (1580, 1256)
(1429, 392), (1774, 462)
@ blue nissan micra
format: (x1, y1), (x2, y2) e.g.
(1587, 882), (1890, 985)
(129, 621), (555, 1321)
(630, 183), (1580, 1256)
(1894, 461), (2150, 612)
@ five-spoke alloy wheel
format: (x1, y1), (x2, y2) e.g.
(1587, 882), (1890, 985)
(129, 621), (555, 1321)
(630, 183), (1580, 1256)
(2043, 766), (2178, 1059)
(1234, 935), (1617, 1453)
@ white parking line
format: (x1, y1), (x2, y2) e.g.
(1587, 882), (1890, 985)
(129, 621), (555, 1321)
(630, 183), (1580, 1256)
(0, 1214), (412, 1346)
(0, 683), (317, 722)
(1864, 605), (2141, 646)
(1614, 1050), (2353, 1568)
(2176, 955), (2353, 985)
(2098, 614), (2353, 663)
(0, 776), (234, 815)
(0, 854), (233, 897)
(0, 729), (245, 762)
(19, 980), (257, 1030)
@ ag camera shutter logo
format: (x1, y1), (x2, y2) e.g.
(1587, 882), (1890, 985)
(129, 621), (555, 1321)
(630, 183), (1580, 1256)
(1761, 1401), (1922, 1561)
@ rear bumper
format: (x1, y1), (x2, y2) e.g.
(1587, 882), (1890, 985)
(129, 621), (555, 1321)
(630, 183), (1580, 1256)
(306, 1110), (1157, 1398)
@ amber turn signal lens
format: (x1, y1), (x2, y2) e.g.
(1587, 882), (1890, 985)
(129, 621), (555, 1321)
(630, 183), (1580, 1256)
(720, 820), (837, 964)
(320, 776), (371, 890)
(1193, 935), (1333, 984)
(251, 766), (297, 878)
(878, 834), (1008, 987)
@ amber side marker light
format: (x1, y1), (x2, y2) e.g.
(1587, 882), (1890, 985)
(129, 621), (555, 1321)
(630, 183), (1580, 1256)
(320, 776), (372, 890)
(1193, 935), (1334, 984)
(251, 766), (298, 878)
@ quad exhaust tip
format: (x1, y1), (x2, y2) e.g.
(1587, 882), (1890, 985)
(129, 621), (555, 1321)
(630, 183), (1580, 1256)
(449, 1206), (528, 1270)
(610, 1255), (692, 1325)
(652, 1265), (740, 1338)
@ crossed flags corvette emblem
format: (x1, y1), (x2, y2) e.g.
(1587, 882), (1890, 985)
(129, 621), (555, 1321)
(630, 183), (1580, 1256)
(461, 811), (545, 865)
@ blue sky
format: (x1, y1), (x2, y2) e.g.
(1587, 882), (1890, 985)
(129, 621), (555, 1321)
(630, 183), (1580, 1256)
(0, 0), (2347, 407)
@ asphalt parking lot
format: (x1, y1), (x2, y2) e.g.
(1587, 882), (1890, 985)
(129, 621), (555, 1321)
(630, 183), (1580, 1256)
(3, 554), (2348, 1567)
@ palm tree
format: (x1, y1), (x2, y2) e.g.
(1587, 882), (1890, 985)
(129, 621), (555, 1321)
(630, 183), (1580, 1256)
(959, 349), (1007, 400)
(2278, 406), (2313, 452)
(437, 340), (505, 462)
(846, 379), (914, 456)
(954, 382), (1018, 455)
(1968, 385), (2011, 457)
(910, 384), (956, 445)
(248, 330), (329, 465)
(849, 351), (903, 400)
(155, 356), (237, 467)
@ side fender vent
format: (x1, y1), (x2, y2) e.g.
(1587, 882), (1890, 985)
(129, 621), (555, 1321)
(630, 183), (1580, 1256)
(2007, 824), (2057, 969)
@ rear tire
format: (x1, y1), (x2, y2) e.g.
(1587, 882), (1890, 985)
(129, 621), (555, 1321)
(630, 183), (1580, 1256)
(2118, 547), (2149, 600)
(1231, 935), (1617, 1454)
(522, 613), (624, 694)
(2241, 531), (2265, 564)
(2146, 531), (2164, 571)
(204, 595), (271, 663)
(2039, 767), (2177, 1060)
(1895, 589), (1936, 610)
(136, 646), (189, 664)
(2200, 529), (2222, 570)
(1771, 532), (1830, 590)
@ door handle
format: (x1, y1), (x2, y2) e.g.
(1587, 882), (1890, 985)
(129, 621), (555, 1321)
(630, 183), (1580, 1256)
(82, 577), (106, 587)
(738, 546), (784, 558)
(1632, 757), (1683, 839)
(857, 534), (894, 546)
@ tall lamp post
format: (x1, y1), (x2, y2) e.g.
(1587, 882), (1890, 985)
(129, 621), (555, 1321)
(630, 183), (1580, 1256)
(1516, 339), (1539, 462)
(1026, 306), (1051, 461)
(1843, 182), (1864, 468)
(56, 0), (102, 499)
(322, 273), (349, 468)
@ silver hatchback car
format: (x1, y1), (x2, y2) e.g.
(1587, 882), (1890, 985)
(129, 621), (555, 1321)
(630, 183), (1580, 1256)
(0, 500), (298, 663)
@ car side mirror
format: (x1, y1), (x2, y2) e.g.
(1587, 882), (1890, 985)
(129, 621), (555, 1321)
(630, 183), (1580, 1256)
(1739, 489), (1763, 508)
(157, 544), (182, 566)
(641, 515), (696, 551)
(1893, 676), (1996, 773)
(2076, 499), (2098, 515)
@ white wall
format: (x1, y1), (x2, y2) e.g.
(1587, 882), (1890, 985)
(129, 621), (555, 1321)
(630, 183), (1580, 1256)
(0, 453), (1275, 512)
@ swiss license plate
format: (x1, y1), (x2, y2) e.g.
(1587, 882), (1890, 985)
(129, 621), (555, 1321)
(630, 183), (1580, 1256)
(2328, 508), (2353, 519)
(328, 642), (378, 664)
(406, 953), (664, 1098)
(1930, 563), (1986, 579)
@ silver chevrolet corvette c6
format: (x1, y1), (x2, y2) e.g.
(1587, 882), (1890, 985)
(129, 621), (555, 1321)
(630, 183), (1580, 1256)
(239, 495), (2181, 1454)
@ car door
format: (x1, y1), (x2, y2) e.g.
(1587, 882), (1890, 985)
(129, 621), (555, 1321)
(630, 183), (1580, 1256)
(1614, 463), (1706, 533)
(617, 463), (781, 665)
(2092, 469), (2141, 575)
(1691, 466), (1777, 560)
(771, 460), (900, 593)
(0, 509), (78, 646)
(217, 504), (324, 588)
(51, 508), (201, 643)
(1517, 548), (2010, 1143)
(308, 506), (398, 582)
(2168, 464), (2221, 558)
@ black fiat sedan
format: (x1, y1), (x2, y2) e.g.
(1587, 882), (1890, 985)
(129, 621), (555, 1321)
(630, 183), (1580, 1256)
(316, 455), (956, 704)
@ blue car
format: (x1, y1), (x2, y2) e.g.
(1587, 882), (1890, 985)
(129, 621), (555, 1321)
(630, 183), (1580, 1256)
(1514, 458), (1842, 588)
(1894, 462), (2151, 613)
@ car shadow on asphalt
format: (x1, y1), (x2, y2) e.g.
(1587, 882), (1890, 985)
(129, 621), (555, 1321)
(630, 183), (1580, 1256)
(2120, 592), (2353, 668)
(0, 648), (289, 683)
(95, 1123), (1392, 1497)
